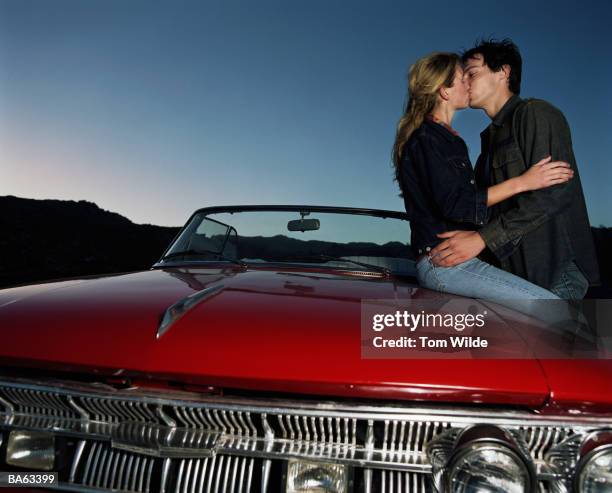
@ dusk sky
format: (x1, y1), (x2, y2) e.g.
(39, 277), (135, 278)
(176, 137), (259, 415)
(1, 0), (610, 227)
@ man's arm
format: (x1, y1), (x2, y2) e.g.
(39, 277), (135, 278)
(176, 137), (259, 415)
(430, 100), (577, 267)
(477, 100), (577, 259)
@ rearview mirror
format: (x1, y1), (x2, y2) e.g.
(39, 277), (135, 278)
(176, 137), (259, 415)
(287, 218), (320, 232)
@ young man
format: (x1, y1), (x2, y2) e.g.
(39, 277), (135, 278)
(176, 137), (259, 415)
(429, 38), (599, 300)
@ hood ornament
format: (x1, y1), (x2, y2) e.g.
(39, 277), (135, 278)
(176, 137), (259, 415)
(156, 284), (224, 340)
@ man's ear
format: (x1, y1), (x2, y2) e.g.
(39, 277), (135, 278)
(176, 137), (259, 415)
(501, 64), (511, 85)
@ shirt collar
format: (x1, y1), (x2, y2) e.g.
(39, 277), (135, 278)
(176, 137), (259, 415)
(425, 114), (460, 140)
(491, 94), (523, 127)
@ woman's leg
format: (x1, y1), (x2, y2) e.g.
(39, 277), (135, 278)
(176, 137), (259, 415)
(417, 256), (560, 300)
(415, 257), (593, 347)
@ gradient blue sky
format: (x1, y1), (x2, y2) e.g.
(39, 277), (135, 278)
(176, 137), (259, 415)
(1, 0), (610, 227)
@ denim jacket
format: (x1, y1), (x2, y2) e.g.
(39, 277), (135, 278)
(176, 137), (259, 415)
(398, 119), (488, 257)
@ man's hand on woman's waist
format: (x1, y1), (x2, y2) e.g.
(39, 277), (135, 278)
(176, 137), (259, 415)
(430, 230), (486, 267)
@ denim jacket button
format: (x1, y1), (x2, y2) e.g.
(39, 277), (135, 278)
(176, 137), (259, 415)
(425, 246), (431, 252)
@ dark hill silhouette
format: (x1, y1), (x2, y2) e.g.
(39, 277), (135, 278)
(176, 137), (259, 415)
(589, 227), (612, 298)
(0, 196), (180, 288)
(1, 196), (610, 297)
(234, 234), (411, 260)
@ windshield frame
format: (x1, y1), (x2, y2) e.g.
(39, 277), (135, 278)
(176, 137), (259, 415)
(153, 205), (411, 272)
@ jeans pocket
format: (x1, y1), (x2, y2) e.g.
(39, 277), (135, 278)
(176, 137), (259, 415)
(564, 261), (589, 299)
(416, 255), (429, 271)
(551, 260), (589, 300)
(417, 257), (445, 292)
(429, 260), (446, 291)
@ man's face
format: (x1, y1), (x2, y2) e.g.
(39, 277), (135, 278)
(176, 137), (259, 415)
(464, 54), (502, 109)
(448, 65), (470, 110)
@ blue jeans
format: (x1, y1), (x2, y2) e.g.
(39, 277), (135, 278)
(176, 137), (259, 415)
(416, 256), (561, 301)
(549, 260), (589, 300)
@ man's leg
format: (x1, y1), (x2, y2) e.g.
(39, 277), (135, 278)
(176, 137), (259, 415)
(430, 258), (591, 340)
(549, 260), (596, 347)
(550, 260), (589, 301)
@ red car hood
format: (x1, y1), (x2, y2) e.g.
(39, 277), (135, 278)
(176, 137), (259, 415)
(0, 265), (596, 409)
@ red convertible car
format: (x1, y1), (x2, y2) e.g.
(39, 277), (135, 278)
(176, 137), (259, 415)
(0, 205), (610, 492)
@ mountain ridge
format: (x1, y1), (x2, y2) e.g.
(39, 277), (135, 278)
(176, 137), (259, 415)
(1, 195), (610, 297)
(0, 195), (180, 288)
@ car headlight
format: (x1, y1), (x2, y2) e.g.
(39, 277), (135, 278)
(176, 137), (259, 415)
(6, 430), (55, 470)
(285, 459), (348, 493)
(576, 430), (612, 492)
(428, 424), (536, 493)
(447, 442), (532, 492)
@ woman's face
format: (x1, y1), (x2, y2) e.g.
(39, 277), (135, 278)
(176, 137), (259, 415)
(447, 65), (470, 110)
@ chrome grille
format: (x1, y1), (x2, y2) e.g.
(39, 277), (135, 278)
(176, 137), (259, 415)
(173, 455), (257, 493)
(377, 470), (431, 493)
(520, 425), (576, 460)
(69, 441), (258, 493)
(378, 420), (451, 457)
(0, 386), (77, 418)
(73, 440), (155, 492)
(275, 414), (357, 444)
(77, 396), (161, 424)
(172, 406), (259, 436)
(1, 377), (610, 493)
(0, 379), (589, 462)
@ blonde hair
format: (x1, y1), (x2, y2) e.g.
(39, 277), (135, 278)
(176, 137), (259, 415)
(392, 52), (460, 192)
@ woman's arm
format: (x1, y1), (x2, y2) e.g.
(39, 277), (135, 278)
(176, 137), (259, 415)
(486, 156), (573, 207)
(408, 136), (487, 225)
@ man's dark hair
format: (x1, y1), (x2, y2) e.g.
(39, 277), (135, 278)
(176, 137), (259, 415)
(462, 38), (522, 94)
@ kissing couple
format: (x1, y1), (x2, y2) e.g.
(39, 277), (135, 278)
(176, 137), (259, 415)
(393, 38), (600, 303)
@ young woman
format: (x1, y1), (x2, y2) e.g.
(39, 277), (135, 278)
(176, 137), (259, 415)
(392, 52), (572, 300)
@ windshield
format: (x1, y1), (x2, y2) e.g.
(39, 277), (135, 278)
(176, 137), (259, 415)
(158, 208), (414, 275)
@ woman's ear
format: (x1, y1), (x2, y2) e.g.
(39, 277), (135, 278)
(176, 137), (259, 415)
(438, 86), (450, 101)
